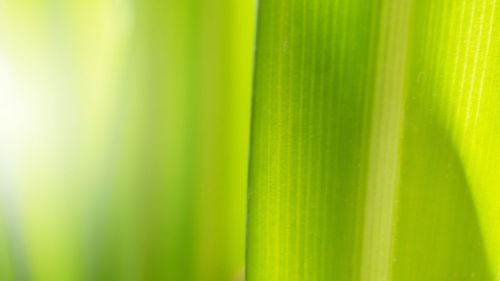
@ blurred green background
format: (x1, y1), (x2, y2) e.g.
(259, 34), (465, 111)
(0, 0), (255, 280)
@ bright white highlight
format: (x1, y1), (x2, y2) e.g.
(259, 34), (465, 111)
(0, 58), (28, 149)
(0, 56), (22, 192)
(0, 56), (54, 156)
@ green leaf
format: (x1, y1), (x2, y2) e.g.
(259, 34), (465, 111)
(0, 0), (254, 280)
(247, 0), (500, 280)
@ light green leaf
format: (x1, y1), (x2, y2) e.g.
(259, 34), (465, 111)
(247, 0), (500, 280)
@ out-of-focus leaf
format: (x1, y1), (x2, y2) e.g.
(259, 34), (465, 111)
(0, 0), (254, 280)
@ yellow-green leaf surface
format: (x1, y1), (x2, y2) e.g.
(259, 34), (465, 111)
(247, 0), (500, 280)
